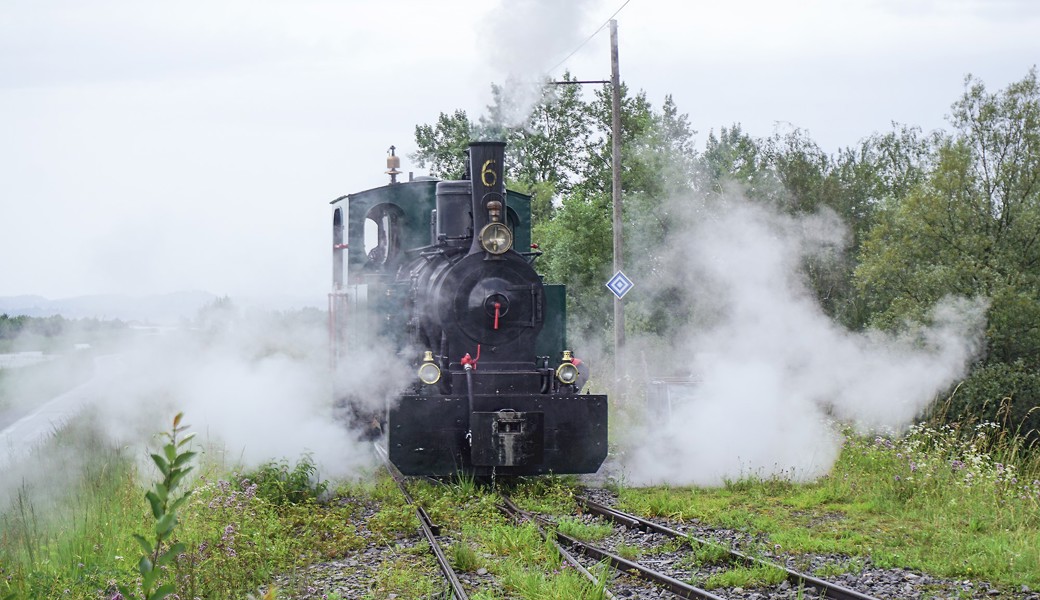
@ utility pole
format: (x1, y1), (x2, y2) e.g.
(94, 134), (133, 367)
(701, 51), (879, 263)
(552, 19), (625, 391)
(610, 19), (625, 388)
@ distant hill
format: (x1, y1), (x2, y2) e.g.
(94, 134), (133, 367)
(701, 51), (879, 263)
(0, 292), (217, 323)
(0, 291), (326, 324)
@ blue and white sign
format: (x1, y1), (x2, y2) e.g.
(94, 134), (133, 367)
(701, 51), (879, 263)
(606, 270), (634, 299)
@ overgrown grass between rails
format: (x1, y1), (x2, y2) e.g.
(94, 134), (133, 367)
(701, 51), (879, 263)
(374, 475), (616, 599)
(556, 517), (613, 541)
(615, 421), (1040, 589)
(702, 563), (787, 590)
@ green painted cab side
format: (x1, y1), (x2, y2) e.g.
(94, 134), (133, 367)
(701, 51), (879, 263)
(344, 180), (438, 281)
(333, 180), (564, 357)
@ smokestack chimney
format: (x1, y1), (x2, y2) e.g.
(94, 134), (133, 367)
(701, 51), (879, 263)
(467, 141), (507, 255)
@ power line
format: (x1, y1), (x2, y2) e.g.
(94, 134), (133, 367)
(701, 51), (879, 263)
(545, 0), (633, 76)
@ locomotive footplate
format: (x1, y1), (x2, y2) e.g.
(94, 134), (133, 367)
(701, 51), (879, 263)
(388, 394), (608, 476)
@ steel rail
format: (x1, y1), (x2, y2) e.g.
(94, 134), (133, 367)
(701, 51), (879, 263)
(373, 443), (470, 600)
(578, 497), (882, 600)
(501, 496), (726, 600)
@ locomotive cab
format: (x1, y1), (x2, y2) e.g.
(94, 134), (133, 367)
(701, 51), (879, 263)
(329, 142), (607, 476)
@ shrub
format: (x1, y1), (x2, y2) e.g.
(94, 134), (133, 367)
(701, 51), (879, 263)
(939, 360), (1040, 443)
(241, 454), (328, 505)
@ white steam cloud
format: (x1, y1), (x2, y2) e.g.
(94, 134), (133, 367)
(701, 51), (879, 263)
(621, 190), (986, 486)
(1, 308), (408, 507)
(478, 0), (599, 127)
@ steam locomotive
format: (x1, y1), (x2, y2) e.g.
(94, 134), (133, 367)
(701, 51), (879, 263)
(329, 141), (608, 476)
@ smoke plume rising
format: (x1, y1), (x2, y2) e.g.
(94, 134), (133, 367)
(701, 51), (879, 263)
(620, 188), (986, 486)
(477, 0), (599, 128)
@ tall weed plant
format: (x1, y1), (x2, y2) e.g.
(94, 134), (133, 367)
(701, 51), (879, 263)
(119, 412), (196, 600)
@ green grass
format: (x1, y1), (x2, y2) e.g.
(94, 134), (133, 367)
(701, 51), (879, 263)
(683, 541), (732, 568)
(6, 414), (1037, 598)
(617, 422), (1040, 590)
(0, 416), (370, 600)
(0, 420), (150, 599)
(556, 517), (613, 541)
(449, 540), (481, 571)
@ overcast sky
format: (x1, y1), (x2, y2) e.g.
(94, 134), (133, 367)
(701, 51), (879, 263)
(1, 0), (1037, 301)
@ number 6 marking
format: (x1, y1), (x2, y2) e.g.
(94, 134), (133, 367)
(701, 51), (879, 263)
(481, 159), (497, 187)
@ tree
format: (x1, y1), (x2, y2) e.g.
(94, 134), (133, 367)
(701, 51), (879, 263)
(412, 109), (474, 179)
(855, 68), (1040, 435)
(701, 125), (776, 200)
(480, 74), (597, 224)
(857, 68), (1040, 331)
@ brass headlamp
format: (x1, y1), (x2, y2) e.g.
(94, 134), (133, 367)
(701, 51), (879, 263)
(418, 350), (441, 385)
(555, 350), (579, 385)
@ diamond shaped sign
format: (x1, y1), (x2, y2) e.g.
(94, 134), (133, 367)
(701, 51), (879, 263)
(606, 270), (634, 299)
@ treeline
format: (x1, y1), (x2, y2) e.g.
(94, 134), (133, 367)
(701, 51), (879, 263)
(412, 67), (1040, 437)
(0, 313), (128, 341)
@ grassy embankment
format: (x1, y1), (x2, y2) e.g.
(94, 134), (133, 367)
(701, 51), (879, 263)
(1, 414), (1037, 599)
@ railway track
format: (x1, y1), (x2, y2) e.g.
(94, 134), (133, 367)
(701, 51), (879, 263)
(499, 495), (886, 600)
(373, 444), (890, 599)
(588, 496), (879, 599)
(373, 443), (470, 600)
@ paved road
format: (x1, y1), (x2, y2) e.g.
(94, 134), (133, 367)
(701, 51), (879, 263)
(0, 355), (120, 468)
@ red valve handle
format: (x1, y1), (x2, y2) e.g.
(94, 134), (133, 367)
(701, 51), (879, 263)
(461, 345), (482, 369)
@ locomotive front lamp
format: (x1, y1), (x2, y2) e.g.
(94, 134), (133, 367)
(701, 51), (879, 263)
(479, 222), (512, 255)
(418, 351), (441, 385)
(556, 350), (580, 385)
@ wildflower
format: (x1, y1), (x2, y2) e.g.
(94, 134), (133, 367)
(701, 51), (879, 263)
(909, 461), (917, 473)
(951, 460), (964, 471)
(110, 593), (124, 600)
(226, 547), (237, 558)
(894, 475), (901, 481)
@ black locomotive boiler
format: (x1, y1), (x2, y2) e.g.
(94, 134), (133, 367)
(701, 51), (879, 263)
(329, 141), (608, 476)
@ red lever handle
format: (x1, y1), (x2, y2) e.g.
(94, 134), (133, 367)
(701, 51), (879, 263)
(493, 302), (501, 330)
